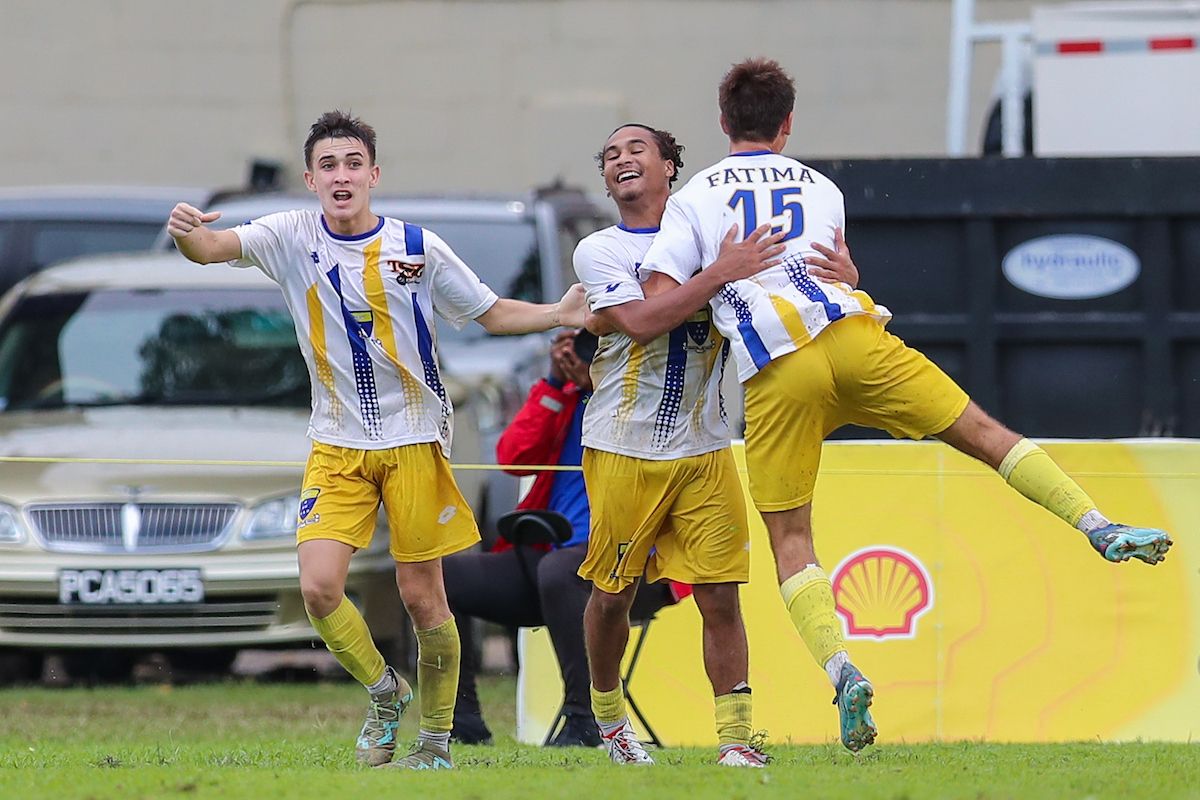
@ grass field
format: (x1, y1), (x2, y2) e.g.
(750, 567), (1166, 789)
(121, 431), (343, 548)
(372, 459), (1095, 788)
(1, 676), (1197, 800)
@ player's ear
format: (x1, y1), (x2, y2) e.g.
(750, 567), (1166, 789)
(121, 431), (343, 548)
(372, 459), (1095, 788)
(369, 164), (380, 188)
(719, 114), (731, 136)
(303, 170), (316, 192)
(780, 112), (793, 136)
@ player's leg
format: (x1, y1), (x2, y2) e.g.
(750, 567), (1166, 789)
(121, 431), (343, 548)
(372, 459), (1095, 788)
(743, 340), (876, 753)
(378, 443), (482, 770)
(578, 448), (673, 765)
(295, 443), (410, 766)
(442, 548), (547, 745)
(936, 403), (1172, 564)
(536, 545), (601, 747)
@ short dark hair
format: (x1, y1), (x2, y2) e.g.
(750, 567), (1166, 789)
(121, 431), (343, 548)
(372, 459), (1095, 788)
(718, 58), (795, 142)
(593, 124), (686, 187)
(303, 110), (377, 168)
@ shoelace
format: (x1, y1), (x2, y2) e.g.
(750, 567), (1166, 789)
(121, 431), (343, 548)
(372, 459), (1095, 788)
(606, 727), (650, 761)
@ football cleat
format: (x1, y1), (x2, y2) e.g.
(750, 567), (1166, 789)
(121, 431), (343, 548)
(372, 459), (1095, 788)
(833, 663), (876, 753)
(600, 720), (654, 765)
(355, 667), (414, 766)
(1085, 524), (1172, 565)
(382, 740), (454, 770)
(716, 743), (769, 767)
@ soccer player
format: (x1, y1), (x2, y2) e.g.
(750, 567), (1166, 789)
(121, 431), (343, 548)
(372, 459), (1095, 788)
(166, 111), (585, 770)
(574, 123), (858, 767)
(636, 59), (1173, 754)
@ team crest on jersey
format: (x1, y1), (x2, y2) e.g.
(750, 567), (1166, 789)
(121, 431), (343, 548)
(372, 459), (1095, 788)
(298, 488), (321, 521)
(387, 259), (425, 286)
(830, 546), (934, 640)
(685, 308), (712, 347)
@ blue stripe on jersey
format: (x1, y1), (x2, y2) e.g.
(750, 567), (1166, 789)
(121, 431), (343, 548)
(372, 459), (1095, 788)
(404, 222), (425, 256)
(411, 290), (449, 413)
(718, 284), (771, 370)
(729, 149), (773, 157)
(617, 222), (660, 234)
(782, 253), (844, 323)
(718, 340), (730, 426)
(651, 325), (689, 450)
(321, 215), (386, 241)
(325, 265), (384, 438)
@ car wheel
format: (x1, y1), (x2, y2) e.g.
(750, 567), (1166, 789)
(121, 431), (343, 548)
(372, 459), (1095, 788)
(0, 649), (44, 685)
(60, 650), (137, 685)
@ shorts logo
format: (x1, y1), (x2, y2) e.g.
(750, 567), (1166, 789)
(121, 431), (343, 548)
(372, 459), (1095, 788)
(298, 488), (321, 521)
(437, 505), (457, 525)
(609, 542), (630, 579)
(830, 546), (933, 640)
(388, 259), (425, 285)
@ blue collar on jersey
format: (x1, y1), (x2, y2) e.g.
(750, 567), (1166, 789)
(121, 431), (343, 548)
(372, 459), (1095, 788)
(617, 222), (660, 234)
(320, 214), (385, 241)
(729, 149), (774, 157)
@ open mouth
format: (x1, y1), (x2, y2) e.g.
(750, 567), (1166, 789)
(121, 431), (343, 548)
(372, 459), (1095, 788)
(332, 190), (352, 202)
(616, 170), (640, 184)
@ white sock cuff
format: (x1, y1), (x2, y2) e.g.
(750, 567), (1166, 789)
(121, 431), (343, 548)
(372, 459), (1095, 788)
(998, 438), (1040, 480)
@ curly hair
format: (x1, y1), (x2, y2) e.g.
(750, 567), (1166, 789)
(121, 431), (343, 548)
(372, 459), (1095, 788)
(594, 124), (685, 186)
(303, 110), (377, 168)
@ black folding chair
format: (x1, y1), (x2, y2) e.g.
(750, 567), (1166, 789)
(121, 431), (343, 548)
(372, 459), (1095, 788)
(495, 509), (572, 591)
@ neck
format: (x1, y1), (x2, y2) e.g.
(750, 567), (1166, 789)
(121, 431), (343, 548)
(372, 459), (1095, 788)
(616, 194), (666, 230)
(323, 208), (379, 237)
(728, 138), (777, 155)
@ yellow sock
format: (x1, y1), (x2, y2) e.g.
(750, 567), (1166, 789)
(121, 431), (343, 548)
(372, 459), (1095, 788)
(999, 438), (1097, 527)
(415, 618), (460, 733)
(590, 684), (626, 725)
(714, 691), (752, 747)
(307, 596), (385, 687)
(781, 565), (845, 668)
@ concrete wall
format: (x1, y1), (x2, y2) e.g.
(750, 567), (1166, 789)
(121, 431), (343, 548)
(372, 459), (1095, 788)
(1, 0), (1045, 193)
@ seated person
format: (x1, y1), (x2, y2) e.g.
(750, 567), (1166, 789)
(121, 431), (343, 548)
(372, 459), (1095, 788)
(443, 329), (679, 747)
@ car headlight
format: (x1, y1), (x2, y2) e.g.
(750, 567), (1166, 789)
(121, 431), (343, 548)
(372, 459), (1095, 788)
(243, 493), (301, 540)
(0, 503), (26, 544)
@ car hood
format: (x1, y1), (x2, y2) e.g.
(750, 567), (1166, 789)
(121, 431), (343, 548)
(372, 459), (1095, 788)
(0, 407), (310, 504)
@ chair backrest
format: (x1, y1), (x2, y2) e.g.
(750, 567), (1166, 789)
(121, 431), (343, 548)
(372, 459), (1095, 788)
(496, 509), (573, 547)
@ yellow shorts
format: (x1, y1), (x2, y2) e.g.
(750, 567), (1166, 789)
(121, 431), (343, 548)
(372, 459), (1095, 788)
(744, 315), (970, 512)
(296, 441), (480, 562)
(579, 447), (750, 594)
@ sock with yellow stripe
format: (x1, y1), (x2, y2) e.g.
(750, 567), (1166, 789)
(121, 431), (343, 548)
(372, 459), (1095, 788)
(306, 595), (386, 687)
(715, 686), (753, 748)
(590, 684), (628, 736)
(415, 618), (460, 733)
(781, 564), (846, 684)
(998, 438), (1106, 531)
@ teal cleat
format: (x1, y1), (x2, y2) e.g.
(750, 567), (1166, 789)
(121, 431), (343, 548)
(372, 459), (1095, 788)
(355, 667), (414, 766)
(382, 740), (454, 770)
(833, 663), (876, 753)
(1085, 524), (1172, 565)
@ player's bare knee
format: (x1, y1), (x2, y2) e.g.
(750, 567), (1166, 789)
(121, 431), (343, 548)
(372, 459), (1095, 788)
(299, 575), (342, 618)
(692, 583), (742, 627)
(588, 586), (635, 622)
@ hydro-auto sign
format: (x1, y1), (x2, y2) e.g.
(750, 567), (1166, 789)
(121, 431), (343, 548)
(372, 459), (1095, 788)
(1002, 235), (1140, 299)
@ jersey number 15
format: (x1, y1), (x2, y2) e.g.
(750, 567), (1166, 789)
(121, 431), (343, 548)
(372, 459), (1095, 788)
(728, 188), (804, 242)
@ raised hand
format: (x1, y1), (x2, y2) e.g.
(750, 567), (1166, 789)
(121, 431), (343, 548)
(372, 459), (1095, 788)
(167, 202), (223, 240)
(555, 283), (587, 328)
(712, 223), (787, 284)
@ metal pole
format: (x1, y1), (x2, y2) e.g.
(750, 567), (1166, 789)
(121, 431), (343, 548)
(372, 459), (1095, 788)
(946, 0), (976, 156)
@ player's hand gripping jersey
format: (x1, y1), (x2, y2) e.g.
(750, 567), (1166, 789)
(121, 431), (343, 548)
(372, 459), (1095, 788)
(640, 152), (891, 381)
(574, 224), (730, 460)
(232, 210), (497, 452)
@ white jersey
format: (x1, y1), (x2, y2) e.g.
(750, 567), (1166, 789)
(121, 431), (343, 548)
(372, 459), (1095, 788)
(574, 223), (730, 461)
(232, 209), (497, 452)
(640, 151), (891, 382)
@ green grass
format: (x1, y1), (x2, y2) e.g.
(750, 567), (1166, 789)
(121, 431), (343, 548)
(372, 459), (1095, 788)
(1, 676), (1197, 800)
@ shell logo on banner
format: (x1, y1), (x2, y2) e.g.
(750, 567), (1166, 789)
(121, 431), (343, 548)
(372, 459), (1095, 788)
(831, 546), (934, 640)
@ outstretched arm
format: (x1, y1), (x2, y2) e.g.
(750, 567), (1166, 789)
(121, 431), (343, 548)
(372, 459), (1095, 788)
(167, 203), (242, 264)
(594, 224), (784, 346)
(475, 283), (586, 335)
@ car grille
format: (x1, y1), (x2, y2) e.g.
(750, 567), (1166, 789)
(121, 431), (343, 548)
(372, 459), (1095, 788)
(0, 595), (278, 636)
(28, 503), (240, 553)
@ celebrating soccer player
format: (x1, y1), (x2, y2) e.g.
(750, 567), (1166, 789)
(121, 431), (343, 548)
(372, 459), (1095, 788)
(633, 58), (1173, 754)
(166, 110), (585, 770)
(574, 123), (858, 766)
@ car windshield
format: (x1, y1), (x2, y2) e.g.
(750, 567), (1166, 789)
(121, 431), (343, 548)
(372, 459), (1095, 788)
(0, 289), (308, 411)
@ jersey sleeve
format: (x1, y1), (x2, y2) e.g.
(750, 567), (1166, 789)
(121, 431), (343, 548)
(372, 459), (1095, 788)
(424, 230), (499, 330)
(637, 194), (705, 284)
(573, 236), (644, 312)
(229, 211), (298, 283)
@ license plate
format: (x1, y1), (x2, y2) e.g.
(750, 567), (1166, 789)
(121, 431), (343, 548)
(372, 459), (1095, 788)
(58, 568), (204, 605)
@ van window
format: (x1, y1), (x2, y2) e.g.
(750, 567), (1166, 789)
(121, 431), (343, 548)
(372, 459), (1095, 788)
(30, 221), (163, 271)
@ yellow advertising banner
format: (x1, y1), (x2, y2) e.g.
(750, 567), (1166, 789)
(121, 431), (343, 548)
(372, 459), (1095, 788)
(516, 440), (1198, 745)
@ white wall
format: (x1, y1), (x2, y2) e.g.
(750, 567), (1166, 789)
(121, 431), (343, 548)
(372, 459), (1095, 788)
(0, 0), (1045, 193)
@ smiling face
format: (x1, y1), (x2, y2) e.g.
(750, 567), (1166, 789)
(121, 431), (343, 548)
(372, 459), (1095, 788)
(600, 126), (675, 206)
(303, 136), (380, 235)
